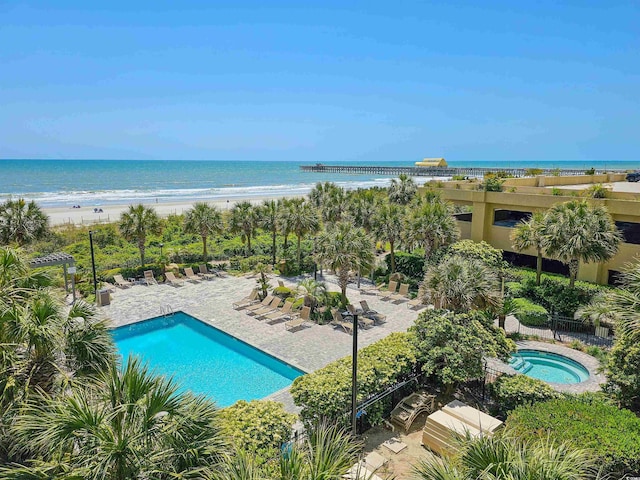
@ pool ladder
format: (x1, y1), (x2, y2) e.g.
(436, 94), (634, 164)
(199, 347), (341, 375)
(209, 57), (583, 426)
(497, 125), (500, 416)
(160, 305), (174, 316)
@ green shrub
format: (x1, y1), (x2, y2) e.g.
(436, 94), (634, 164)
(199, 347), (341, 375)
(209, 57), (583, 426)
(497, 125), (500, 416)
(218, 400), (296, 461)
(272, 286), (295, 299)
(387, 251), (424, 279)
(481, 177), (505, 192)
(605, 333), (640, 409)
(524, 168), (543, 176)
(445, 240), (504, 269)
(508, 269), (606, 316)
(489, 374), (560, 414)
(506, 395), (640, 477)
(290, 332), (417, 429)
(504, 281), (524, 298)
(512, 298), (548, 326)
(291, 298), (305, 310)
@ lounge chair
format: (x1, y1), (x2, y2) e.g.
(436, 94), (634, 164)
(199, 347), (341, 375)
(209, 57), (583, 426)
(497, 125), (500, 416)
(233, 289), (259, 309)
(245, 295), (275, 313)
(113, 274), (133, 288)
(184, 267), (201, 283)
(285, 306), (311, 331)
(198, 264), (216, 280)
(346, 304), (374, 329)
(262, 301), (296, 324)
(378, 281), (398, 301)
(407, 296), (428, 310)
(390, 390), (436, 432)
(389, 283), (410, 303)
(331, 308), (354, 335)
(144, 270), (158, 286)
(250, 297), (282, 318)
(165, 271), (185, 286)
(359, 300), (387, 324)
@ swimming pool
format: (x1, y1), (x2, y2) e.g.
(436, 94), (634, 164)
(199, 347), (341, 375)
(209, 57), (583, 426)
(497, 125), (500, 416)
(509, 349), (590, 384)
(112, 312), (304, 406)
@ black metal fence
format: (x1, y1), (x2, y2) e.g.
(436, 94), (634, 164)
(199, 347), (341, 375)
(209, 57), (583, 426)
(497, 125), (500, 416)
(512, 313), (614, 348)
(464, 363), (505, 402)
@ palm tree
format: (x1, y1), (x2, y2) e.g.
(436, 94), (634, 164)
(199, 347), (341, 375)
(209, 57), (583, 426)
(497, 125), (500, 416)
(309, 182), (347, 223)
(184, 202), (224, 262)
(511, 211), (545, 285)
(315, 222), (374, 302)
(388, 174), (417, 205)
(422, 255), (501, 312)
(405, 196), (459, 265)
(288, 201), (320, 268)
(0, 198), (49, 246)
(372, 202), (404, 273)
(541, 200), (622, 287)
(414, 434), (595, 480)
(346, 191), (378, 233)
(229, 201), (259, 257)
(7, 357), (228, 480)
(119, 204), (162, 267)
(258, 199), (279, 266)
(297, 278), (327, 311)
(277, 198), (295, 251)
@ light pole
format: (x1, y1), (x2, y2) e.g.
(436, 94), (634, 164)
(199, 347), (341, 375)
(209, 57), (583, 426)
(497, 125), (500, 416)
(159, 243), (164, 257)
(351, 313), (358, 436)
(313, 236), (317, 280)
(88, 231), (97, 296)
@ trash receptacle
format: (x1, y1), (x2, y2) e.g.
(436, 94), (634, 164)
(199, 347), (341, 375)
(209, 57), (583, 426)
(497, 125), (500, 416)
(98, 289), (111, 306)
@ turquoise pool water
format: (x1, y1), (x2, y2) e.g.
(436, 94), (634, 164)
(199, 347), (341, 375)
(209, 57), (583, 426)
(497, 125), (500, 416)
(112, 312), (304, 406)
(509, 349), (590, 384)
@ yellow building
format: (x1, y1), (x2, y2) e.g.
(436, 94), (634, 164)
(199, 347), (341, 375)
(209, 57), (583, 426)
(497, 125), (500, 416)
(422, 173), (640, 285)
(415, 157), (448, 167)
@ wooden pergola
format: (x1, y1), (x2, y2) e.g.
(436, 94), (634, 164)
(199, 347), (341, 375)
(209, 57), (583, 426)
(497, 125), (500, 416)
(29, 252), (76, 301)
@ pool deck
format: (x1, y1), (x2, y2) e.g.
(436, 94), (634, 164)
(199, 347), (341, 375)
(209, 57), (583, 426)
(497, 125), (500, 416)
(100, 273), (421, 411)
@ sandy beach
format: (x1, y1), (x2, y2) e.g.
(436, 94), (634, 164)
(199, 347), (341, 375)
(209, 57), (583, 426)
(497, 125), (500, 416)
(45, 193), (303, 226)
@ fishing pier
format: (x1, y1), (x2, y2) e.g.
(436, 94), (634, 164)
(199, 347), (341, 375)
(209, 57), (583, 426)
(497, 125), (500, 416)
(300, 164), (617, 178)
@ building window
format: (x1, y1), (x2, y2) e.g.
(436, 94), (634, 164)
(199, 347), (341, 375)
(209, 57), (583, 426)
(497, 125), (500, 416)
(615, 221), (640, 245)
(608, 270), (624, 286)
(502, 251), (570, 276)
(454, 212), (472, 222)
(493, 209), (532, 228)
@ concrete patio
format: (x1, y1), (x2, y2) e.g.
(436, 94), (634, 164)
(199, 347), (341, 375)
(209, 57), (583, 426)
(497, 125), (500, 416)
(100, 273), (422, 411)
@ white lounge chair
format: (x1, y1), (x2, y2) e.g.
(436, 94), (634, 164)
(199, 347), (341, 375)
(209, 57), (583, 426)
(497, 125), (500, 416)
(113, 274), (133, 289)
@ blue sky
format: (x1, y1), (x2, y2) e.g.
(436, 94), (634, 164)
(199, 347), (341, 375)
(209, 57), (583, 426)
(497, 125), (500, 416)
(1, 1), (638, 161)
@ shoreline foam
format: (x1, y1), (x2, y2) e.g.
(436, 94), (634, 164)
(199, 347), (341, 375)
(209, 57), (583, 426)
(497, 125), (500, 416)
(44, 193), (302, 226)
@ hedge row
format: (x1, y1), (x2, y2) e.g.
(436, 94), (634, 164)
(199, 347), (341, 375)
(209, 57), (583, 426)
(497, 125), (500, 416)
(489, 374), (560, 414)
(506, 395), (640, 477)
(508, 269), (606, 316)
(290, 332), (417, 428)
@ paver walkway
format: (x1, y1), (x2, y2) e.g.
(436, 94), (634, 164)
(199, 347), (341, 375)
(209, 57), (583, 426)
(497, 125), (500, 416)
(101, 273), (421, 411)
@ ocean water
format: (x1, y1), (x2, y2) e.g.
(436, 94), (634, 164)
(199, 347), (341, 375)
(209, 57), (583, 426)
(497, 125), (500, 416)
(0, 159), (637, 207)
(112, 312), (304, 407)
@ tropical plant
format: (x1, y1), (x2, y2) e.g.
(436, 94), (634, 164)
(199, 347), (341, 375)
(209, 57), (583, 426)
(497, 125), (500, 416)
(372, 202), (404, 273)
(4, 357), (228, 480)
(481, 176), (504, 192)
(0, 198), (49, 246)
(346, 190), (378, 233)
(314, 222), (374, 302)
(421, 255), (501, 312)
(257, 199), (279, 266)
(296, 278), (327, 312)
(388, 174), (417, 205)
(510, 211), (545, 285)
(405, 195), (459, 265)
(584, 183), (610, 199)
(410, 309), (514, 396)
(118, 204), (161, 267)
(541, 200), (622, 287)
(288, 201), (320, 268)
(253, 262), (272, 298)
(230, 201), (260, 256)
(309, 182), (346, 223)
(413, 434), (595, 480)
(183, 202), (224, 262)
